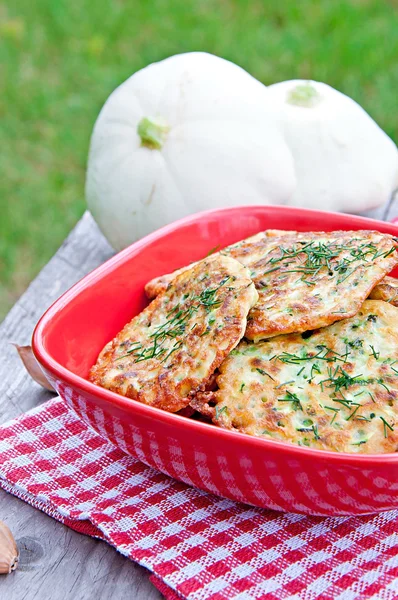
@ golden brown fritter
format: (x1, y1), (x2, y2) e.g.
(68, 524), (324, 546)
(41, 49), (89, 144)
(144, 231), (282, 300)
(191, 300), (398, 453)
(245, 230), (398, 341)
(369, 275), (398, 306)
(89, 255), (258, 412)
(145, 229), (398, 341)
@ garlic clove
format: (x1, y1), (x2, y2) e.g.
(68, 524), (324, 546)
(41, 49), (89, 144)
(0, 521), (19, 574)
(13, 344), (55, 392)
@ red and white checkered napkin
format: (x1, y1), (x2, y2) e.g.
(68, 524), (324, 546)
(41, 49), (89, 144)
(1, 398), (398, 600)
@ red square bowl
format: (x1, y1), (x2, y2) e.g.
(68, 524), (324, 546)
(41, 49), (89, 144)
(33, 206), (398, 516)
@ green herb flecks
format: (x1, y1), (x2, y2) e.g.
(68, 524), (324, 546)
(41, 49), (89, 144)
(215, 406), (228, 419)
(275, 380), (295, 389)
(309, 363), (321, 382)
(126, 275), (232, 363)
(277, 391), (303, 411)
(276, 344), (350, 367)
(332, 397), (353, 410)
(261, 239), (394, 285)
(369, 345), (380, 360)
(197, 276), (231, 308)
(346, 403), (361, 421)
(324, 406), (340, 425)
(344, 338), (363, 349)
(256, 368), (275, 380)
(311, 424), (320, 440)
(205, 245), (220, 257)
(319, 367), (369, 396)
(380, 416), (394, 438)
(161, 340), (183, 363)
(116, 341), (143, 361)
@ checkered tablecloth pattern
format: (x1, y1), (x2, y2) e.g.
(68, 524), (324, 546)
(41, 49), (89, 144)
(1, 398), (398, 599)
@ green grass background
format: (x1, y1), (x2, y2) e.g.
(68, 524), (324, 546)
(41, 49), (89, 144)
(1, 0), (397, 319)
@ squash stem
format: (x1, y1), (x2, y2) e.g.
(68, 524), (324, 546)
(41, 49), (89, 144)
(137, 117), (169, 150)
(287, 82), (321, 108)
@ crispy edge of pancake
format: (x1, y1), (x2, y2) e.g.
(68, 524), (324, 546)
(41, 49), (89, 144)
(146, 229), (398, 307)
(144, 230), (287, 300)
(192, 300), (398, 454)
(369, 275), (398, 306)
(146, 229), (398, 342)
(145, 270), (186, 300)
(89, 255), (258, 412)
(245, 230), (398, 341)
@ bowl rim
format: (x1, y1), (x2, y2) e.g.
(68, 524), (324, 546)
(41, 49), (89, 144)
(33, 204), (398, 466)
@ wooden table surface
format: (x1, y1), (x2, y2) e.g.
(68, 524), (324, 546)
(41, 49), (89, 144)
(1, 202), (397, 600)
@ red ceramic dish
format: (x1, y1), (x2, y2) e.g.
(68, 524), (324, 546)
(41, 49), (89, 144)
(33, 206), (398, 516)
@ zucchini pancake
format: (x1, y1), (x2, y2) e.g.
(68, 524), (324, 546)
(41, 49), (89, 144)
(145, 229), (398, 341)
(369, 275), (398, 306)
(245, 230), (398, 340)
(90, 226), (398, 454)
(144, 230), (283, 300)
(89, 255), (258, 412)
(192, 301), (398, 453)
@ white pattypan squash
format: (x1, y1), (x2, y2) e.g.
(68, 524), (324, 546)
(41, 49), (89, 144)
(86, 52), (296, 250)
(267, 80), (398, 213)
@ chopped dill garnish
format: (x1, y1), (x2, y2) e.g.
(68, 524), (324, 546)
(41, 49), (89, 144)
(196, 276), (231, 308)
(369, 345), (380, 360)
(311, 424), (320, 440)
(215, 406), (228, 419)
(383, 247), (396, 259)
(161, 341), (183, 363)
(276, 345), (350, 366)
(345, 338), (363, 349)
(380, 416), (394, 438)
(260, 239), (393, 285)
(332, 397), (353, 409)
(319, 367), (373, 396)
(275, 380), (295, 389)
(378, 380), (391, 393)
(346, 403), (361, 421)
(324, 406), (340, 425)
(277, 391), (303, 411)
(205, 245), (220, 257)
(309, 363), (321, 382)
(116, 342), (143, 361)
(125, 275), (232, 363)
(256, 368), (275, 380)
